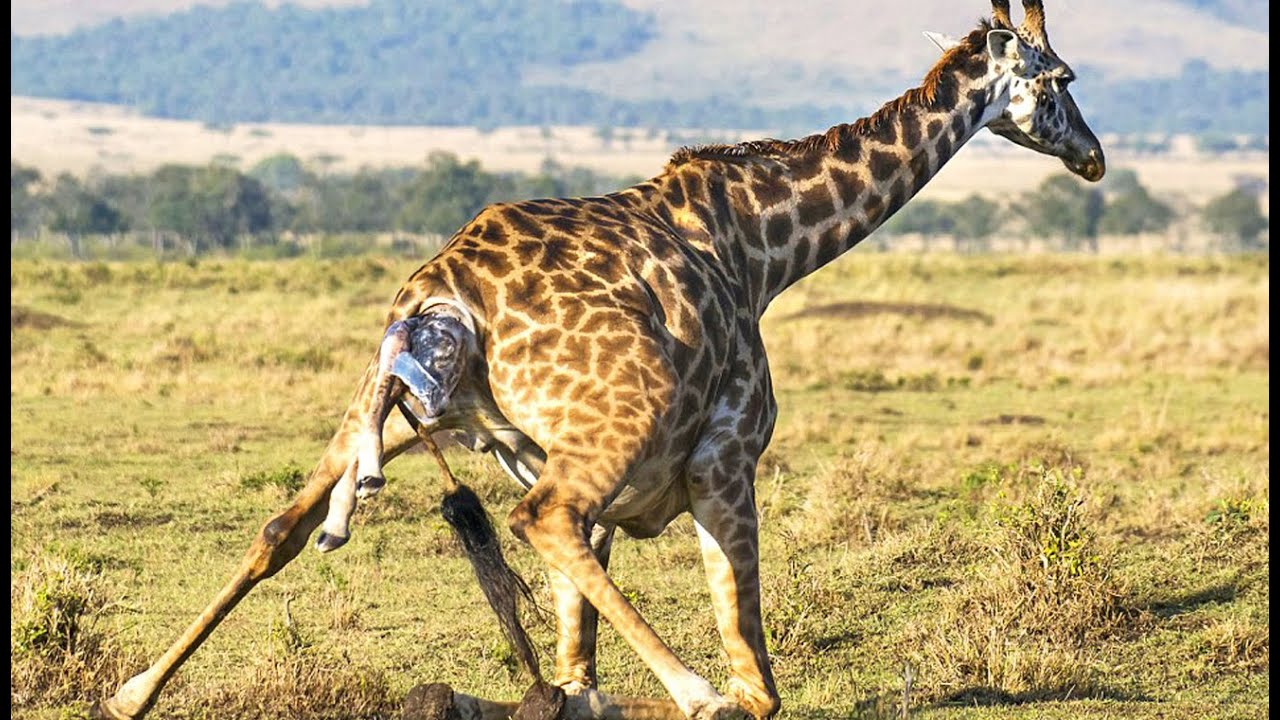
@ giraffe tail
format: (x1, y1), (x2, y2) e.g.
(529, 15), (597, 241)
(441, 481), (544, 684)
(366, 303), (550, 681)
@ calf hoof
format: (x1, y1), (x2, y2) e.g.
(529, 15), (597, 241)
(315, 531), (349, 553)
(402, 683), (460, 720)
(356, 475), (386, 499)
(513, 682), (565, 720)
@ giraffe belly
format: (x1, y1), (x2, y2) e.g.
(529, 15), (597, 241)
(430, 378), (694, 538)
(601, 455), (691, 538)
(455, 417), (688, 539)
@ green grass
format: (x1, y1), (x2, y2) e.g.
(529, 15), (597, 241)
(10, 253), (1269, 719)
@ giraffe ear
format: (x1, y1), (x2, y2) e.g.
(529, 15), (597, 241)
(922, 31), (961, 53)
(986, 29), (1020, 63)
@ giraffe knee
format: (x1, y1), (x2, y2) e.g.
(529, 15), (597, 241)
(250, 512), (308, 580)
(506, 494), (545, 545)
(507, 487), (581, 548)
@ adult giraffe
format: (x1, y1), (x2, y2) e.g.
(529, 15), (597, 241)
(95, 2), (1104, 718)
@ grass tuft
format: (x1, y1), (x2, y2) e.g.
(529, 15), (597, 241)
(905, 467), (1132, 702)
(239, 464), (307, 494)
(10, 554), (141, 710)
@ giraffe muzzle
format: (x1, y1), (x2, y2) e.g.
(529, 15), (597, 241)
(1065, 148), (1105, 182)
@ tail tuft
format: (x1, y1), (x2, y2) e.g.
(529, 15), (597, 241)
(441, 483), (543, 683)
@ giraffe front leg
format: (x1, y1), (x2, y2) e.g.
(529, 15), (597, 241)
(689, 469), (779, 719)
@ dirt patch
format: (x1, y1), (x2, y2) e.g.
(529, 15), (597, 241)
(784, 301), (994, 325)
(90, 510), (175, 529)
(980, 414), (1047, 426)
(11, 305), (83, 331)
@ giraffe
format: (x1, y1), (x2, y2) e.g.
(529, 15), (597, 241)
(93, 2), (1103, 718)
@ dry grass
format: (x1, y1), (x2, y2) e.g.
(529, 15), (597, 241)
(10, 554), (143, 711)
(9, 252), (1269, 719)
(903, 466), (1131, 704)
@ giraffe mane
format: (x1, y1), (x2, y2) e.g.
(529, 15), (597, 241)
(668, 19), (998, 166)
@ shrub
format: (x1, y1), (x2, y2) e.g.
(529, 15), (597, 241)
(10, 554), (139, 709)
(905, 466), (1130, 701)
(240, 464), (307, 493)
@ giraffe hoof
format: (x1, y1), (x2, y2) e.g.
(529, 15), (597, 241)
(690, 700), (751, 720)
(315, 531), (349, 553)
(89, 698), (138, 720)
(512, 681), (565, 720)
(356, 475), (386, 499)
(402, 682), (460, 720)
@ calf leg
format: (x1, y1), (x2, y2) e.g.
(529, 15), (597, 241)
(316, 461), (360, 552)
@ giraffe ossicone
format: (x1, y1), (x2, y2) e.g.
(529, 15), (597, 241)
(95, 3), (1104, 719)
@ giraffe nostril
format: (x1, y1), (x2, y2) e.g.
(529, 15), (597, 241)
(1086, 152), (1105, 181)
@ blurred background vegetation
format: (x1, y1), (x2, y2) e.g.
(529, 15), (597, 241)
(10, 156), (1267, 260)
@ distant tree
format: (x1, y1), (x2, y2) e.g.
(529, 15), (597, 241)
(47, 173), (129, 256)
(1202, 188), (1268, 251)
(1017, 174), (1104, 252)
(355, 171), (402, 230)
(192, 166), (272, 247)
(1098, 169), (1175, 235)
(11, 162), (44, 235)
(512, 173), (563, 200)
(395, 152), (512, 234)
(949, 194), (1001, 252)
(249, 153), (308, 193)
(882, 200), (954, 237)
(148, 164), (202, 243)
(147, 164), (271, 251)
(1195, 133), (1241, 154)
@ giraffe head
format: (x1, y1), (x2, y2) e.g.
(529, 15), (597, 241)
(929, 0), (1105, 182)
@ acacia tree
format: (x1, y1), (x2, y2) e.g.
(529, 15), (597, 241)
(1016, 174), (1104, 252)
(1203, 188), (1268, 251)
(1098, 169), (1175, 236)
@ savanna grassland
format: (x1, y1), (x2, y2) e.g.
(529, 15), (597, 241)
(10, 251), (1269, 719)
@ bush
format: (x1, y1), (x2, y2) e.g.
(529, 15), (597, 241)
(905, 466), (1131, 701)
(10, 554), (139, 709)
(240, 464), (307, 494)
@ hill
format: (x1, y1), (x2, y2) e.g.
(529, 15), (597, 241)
(9, 0), (1272, 134)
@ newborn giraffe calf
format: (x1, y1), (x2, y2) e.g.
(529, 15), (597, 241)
(317, 304), (473, 552)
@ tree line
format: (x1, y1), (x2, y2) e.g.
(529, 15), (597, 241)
(10, 154), (644, 256)
(880, 168), (1268, 253)
(10, 157), (1267, 258)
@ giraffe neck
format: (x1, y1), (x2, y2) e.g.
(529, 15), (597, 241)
(657, 32), (1010, 317)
